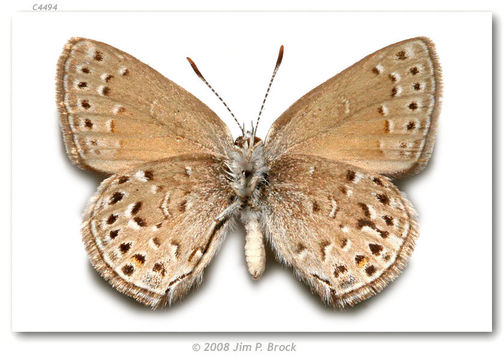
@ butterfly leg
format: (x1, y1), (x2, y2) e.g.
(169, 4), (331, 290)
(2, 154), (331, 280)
(215, 200), (242, 222)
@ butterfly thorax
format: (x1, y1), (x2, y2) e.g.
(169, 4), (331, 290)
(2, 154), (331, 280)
(227, 136), (268, 202)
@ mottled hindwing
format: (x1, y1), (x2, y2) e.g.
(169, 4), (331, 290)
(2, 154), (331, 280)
(264, 37), (441, 178)
(262, 155), (418, 308)
(56, 38), (234, 174)
(82, 154), (234, 308)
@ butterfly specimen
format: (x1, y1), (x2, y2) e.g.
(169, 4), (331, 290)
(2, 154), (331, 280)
(56, 37), (441, 309)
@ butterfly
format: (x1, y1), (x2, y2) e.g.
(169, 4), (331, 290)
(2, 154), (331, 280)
(56, 37), (441, 309)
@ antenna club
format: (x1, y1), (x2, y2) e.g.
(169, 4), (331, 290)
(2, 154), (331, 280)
(276, 45), (284, 69)
(186, 57), (204, 79)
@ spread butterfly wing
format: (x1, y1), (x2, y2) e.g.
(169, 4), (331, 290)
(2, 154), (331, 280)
(56, 38), (234, 174)
(82, 154), (234, 308)
(262, 155), (417, 308)
(264, 37), (441, 178)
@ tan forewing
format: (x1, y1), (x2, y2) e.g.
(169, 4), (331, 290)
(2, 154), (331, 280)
(56, 38), (234, 174)
(262, 155), (418, 308)
(82, 154), (234, 308)
(264, 37), (441, 178)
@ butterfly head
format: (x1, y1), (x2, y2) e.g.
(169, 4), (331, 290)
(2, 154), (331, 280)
(234, 135), (263, 149)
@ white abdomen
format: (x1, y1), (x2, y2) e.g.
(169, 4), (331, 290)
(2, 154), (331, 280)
(244, 218), (265, 280)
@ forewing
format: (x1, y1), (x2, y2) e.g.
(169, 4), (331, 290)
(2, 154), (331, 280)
(264, 37), (441, 178)
(263, 155), (418, 308)
(56, 38), (234, 173)
(82, 154), (234, 308)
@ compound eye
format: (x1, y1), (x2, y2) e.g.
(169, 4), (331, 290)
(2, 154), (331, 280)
(234, 136), (244, 147)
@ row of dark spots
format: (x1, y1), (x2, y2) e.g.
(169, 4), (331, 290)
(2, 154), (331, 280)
(131, 201), (142, 215)
(119, 242), (131, 254)
(365, 265), (377, 276)
(372, 67), (381, 75)
(80, 99), (91, 109)
(110, 229), (120, 239)
(81, 58), (128, 79)
(178, 190), (191, 213)
(384, 119), (391, 134)
(375, 193), (390, 205)
(383, 215), (394, 226)
(179, 200), (187, 213)
(319, 241), (330, 262)
(396, 50), (407, 60)
(119, 241), (158, 263)
(109, 191), (124, 205)
(346, 170), (356, 182)
(153, 263), (166, 277)
(387, 97), (420, 111)
(389, 79), (420, 93)
(384, 120), (417, 132)
(355, 254), (367, 266)
(77, 81), (110, 97)
(151, 237), (161, 248)
(355, 255), (377, 276)
(372, 177), (384, 186)
(120, 252), (151, 277)
(171, 240), (180, 258)
(295, 242), (306, 254)
(94, 50), (103, 62)
(357, 218), (389, 239)
(369, 243), (383, 255)
(122, 264), (134, 276)
(107, 213), (118, 224)
(333, 264), (347, 278)
(372, 64), (419, 77)
(358, 203), (371, 218)
(391, 84), (420, 100)
(133, 216), (146, 227)
(122, 262), (166, 278)
(132, 253), (145, 265)
(144, 170), (154, 181)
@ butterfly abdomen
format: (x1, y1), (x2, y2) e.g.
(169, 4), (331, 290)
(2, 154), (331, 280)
(244, 216), (266, 280)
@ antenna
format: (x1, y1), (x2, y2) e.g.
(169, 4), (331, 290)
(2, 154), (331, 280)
(186, 57), (245, 136)
(253, 45), (284, 137)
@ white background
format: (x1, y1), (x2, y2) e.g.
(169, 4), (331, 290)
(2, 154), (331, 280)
(3, 0), (501, 358)
(10, 11), (492, 332)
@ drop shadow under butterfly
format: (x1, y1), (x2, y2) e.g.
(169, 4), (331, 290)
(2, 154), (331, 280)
(56, 37), (441, 309)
